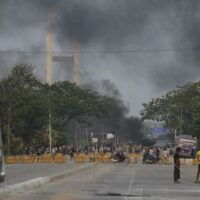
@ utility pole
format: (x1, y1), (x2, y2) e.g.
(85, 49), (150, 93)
(179, 109), (183, 136)
(46, 10), (53, 154)
(7, 103), (11, 155)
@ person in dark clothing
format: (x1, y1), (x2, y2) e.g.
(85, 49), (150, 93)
(174, 147), (181, 183)
(115, 151), (125, 162)
(69, 145), (75, 160)
(156, 147), (160, 161)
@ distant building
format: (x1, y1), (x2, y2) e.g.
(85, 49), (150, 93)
(143, 120), (169, 139)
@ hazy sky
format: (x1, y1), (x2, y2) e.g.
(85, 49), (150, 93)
(1, 0), (200, 116)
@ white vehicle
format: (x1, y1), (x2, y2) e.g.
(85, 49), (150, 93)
(0, 130), (5, 182)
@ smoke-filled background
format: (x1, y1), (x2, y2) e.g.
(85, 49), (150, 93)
(1, 0), (200, 116)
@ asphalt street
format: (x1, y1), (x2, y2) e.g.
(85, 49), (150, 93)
(2, 164), (200, 200)
(0, 162), (83, 187)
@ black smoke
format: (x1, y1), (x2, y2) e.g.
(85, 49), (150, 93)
(82, 79), (144, 143)
(1, 0), (200, 114)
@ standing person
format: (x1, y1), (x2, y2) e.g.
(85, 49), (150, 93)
(156, 147), (160, 161)
(69, 145), (75, 160)
(194, 147), (200, 183)
(163, 148), (169, 164)
(174, 147), (181, 183)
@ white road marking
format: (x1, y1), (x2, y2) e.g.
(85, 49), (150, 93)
(123, 164), (144, 200)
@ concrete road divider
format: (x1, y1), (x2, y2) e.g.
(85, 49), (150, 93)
(0, 177), (49, 197)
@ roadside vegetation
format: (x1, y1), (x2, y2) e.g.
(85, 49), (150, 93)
(141, 82), (200, 143)
(0, 64), (144, 155)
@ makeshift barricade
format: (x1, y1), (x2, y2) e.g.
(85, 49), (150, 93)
(53, 153), (67, 163)
(5, 156), (17, 164)
(128, 153), (139, 164)
(166, 156), (173, 164)
(16, 155), (23, 163)
(74, 153), (87, 163)
(40, 153), (53, 163)
(95, 154), (104, 163)
(103, 153), (111, 163)
(88, 153), (95, 162)
(33, 155), (42, 163)
(21, 155), (34, 164)
(193, 159), (200, 165)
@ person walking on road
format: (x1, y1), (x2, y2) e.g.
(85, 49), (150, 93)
(174, 147), (181, 183)
(194, 147), (200, 183)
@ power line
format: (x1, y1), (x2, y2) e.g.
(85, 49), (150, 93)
(0, 47), (200, 55)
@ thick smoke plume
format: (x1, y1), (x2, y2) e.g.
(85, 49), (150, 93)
(82, 79), (143, 143)
(1, 0), (200, 115)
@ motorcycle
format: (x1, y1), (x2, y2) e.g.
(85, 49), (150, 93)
(142, 153), (160, 164)
(110, 151), (130, 163)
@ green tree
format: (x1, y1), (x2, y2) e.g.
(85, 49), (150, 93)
(0, 64), (48, 154)
(140, 82), (200, 139)
(49, 81), (109, 139)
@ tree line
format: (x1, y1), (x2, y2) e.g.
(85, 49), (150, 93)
(0, 64), (144, 155)
(140, 82), (200, 142)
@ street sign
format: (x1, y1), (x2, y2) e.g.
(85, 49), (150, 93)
(92, 138), (98, 143)
(106, 133), (114, 139)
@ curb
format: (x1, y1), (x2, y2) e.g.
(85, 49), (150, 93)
(0, 163), (97, 198)
(49, 163), (97, 182)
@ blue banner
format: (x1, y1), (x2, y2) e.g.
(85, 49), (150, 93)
(152, 127), (170, 135)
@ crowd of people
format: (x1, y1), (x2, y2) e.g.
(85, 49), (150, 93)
(142, 146), (174, 164)
(23, 144), (144, 158)
(23, 143), (200, 184)
(23, 144), (175, 162)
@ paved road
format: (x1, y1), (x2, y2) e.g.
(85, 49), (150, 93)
(0, 162), (84, 187)
(2, 164), (200, 200)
